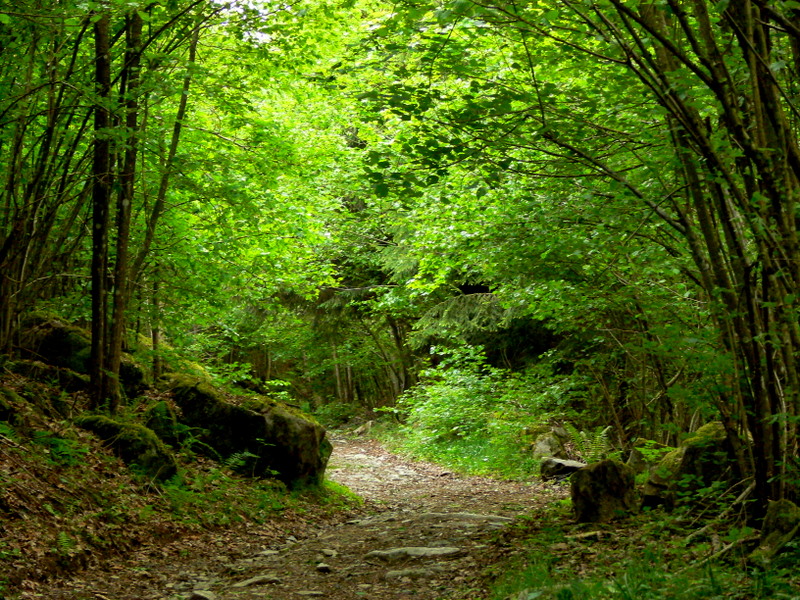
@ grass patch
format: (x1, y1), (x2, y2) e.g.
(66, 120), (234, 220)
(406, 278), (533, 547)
(387, 428), (541, 479)
(483, 506), (800, 600)
(159, 467), (287, 526)
(318, 479), (365, 507)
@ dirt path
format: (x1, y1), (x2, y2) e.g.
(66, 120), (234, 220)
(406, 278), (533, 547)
(21, 435), (562, 600)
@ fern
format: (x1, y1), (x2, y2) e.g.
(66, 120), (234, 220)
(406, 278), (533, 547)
(224, 450), (260, 475)
(56, 531), (76, 555)
(563, 423), (613, 463)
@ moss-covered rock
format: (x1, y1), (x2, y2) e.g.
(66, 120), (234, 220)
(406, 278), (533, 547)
(162, 375), (331, 488)
(8, 359), (89, 395)
(571, 459), (638, 522)
(0, 386), (22, 426)
(18, 315), (92, 373)
(749, 499), (800, 566)
(678, 421), (732, 487)
(119, 354), (149, 399)
(75, 415), (177, 482)
(531, 431), (567, 460)
(16, 316), (150, 399)
(144, 400), (186, 448)
(642, 421), (737, 508)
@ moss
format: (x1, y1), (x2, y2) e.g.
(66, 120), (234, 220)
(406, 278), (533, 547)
(654, 448), (683, 478)
(682, 421), (726, 447)
(162, 377), (330, 488)
(18, 316), (92, 373)
(571, 459), (637, 522)
(9, 360), (89, 395)
(0, 386), (23, 425)
(176, 361), (212, 381)
(119, 354), (149, 399)
(144, 401), (185, 448)
(749, 499), (800, 566)
(75, 415), (177, 482)
(243, 394), (324, 427)
(239, 395), (278, 413)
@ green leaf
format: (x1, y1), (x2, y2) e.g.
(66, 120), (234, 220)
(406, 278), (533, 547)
(375, 182), (390, 197)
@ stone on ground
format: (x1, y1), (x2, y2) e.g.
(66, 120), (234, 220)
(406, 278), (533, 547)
(749, 499), (800, 566)
(540, 457), (586, 480)
(75, 414), (177, 482)
(364, 546), (462, 563)
(164, 375), (331, 488)
(642, 421), (737, 508)
(232, 574), (282, 587)
(571, 459), (637, 523)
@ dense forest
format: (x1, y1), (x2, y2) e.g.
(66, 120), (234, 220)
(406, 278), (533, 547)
(2, 0), (800, 597)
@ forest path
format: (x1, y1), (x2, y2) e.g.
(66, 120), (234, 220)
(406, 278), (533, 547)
(28, 434), (562, 600)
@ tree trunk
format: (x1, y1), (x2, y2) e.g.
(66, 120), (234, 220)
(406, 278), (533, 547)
(90, 9), (112, 409)
(106, 11), (143, 410)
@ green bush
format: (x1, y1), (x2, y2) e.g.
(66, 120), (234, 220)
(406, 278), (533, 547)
(390, 346), (588, 477)
(313, 401), (358, 427)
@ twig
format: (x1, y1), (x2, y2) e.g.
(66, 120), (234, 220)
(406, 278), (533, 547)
(684, 479), (755, 544)
(0, 433), (26, 450)
(687, 534), (760, 570)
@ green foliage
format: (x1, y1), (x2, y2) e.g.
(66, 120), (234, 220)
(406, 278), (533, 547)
(634, 440), (674, 465)
(31, 431), (89, 467)
(55, 531), (77, 557)
(490, 551), (604, 599)
(562, 423), (615, 464)
(160, 469), (286, 526)
(390, 347), (585, 477)
(75, 415), (177, 482)
(0, 537), (22, 562)
(224, 450), (265, 477)
(302, 479), (364, 510)
(313, 401), (359, 427)
(0, 421), (16, 440)
(157, 465), (361, 527)
(490, 541), (798, 600)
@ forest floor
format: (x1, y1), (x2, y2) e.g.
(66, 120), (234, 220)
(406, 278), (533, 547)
(17, 433), (566, 600)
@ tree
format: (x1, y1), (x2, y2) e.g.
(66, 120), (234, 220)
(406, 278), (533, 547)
(90, 6), (112, 408)
(354, 0), (800, 508)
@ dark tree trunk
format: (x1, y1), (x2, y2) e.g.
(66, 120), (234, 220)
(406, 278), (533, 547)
(90, 10), (112, 409)
(106, 11), (143, 410)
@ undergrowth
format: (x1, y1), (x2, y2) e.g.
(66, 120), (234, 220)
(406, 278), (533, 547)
(383, 346), (586, 479)
(483, 505), (800, 600)
(0, 373), (362, 595)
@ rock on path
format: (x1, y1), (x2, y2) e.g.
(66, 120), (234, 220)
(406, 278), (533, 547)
(21, 435), (560, 600)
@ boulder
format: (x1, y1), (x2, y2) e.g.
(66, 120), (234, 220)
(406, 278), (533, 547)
(642, 421), (735, 508)
(2, 363), (83, 421)
(163, 376), (331, 488)
(680, 421), (733, 482)
(532, 430), (567, 460)
(17, 315), (91, 373)
(749, 499), (800, 566)
(8, 359), (89, 395)
(540, 457), (586, 480)
(16, 315), (149, 398)
(571, 459), (637, 522)
(626, 447), (647, 474)
(641, 448), (682, 508)
(144, 400), (186, 448)
(75, 415), (177, 482)
(119, 354), (149, 398)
